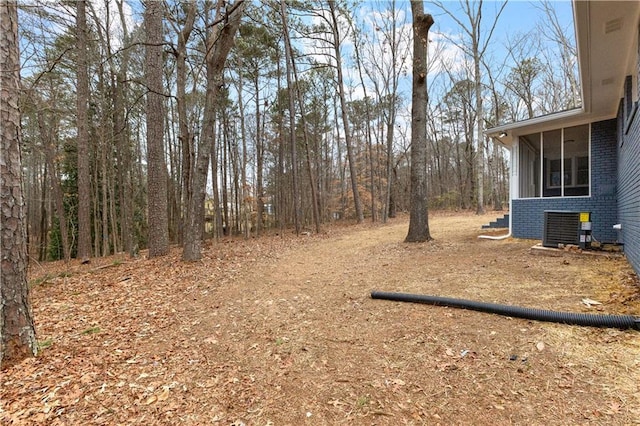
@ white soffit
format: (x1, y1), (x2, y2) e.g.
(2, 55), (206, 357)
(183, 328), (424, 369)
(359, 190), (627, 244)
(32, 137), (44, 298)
(578, 1), (640, 117)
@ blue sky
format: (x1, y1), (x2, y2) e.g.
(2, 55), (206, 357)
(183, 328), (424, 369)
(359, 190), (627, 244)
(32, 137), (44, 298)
(426, 0), (574, 33)
(492, 0), (573, 26)
(341, 1), (573, 92)
(426, 0), (576, 64)
(433, 0), (575, 64)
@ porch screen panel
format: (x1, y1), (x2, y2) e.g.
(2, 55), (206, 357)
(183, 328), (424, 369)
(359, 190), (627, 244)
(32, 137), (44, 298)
(563, 125), (589, 196)
(517, 125), (590, 200)
(519, 133), (540, 198)
(543, 130), (562, 197)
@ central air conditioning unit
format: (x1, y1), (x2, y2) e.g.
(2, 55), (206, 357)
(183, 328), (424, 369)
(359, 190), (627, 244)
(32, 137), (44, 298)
(543, 211), (592, 249)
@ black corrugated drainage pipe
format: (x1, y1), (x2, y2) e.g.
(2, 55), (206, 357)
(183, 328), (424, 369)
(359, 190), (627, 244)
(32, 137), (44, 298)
(370, 291), (640, 330)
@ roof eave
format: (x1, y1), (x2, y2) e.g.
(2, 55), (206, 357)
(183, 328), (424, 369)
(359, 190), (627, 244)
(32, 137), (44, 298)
(487, 1), (640, 148)
(486, 108), (584, 147)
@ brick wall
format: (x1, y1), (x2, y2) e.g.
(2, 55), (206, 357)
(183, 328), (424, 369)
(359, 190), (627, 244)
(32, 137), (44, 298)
(618, 102), (640, 275)
(512, 119), (618, 243)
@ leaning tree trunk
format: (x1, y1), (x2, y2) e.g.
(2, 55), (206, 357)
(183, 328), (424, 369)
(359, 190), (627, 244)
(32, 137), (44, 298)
(182, 0), (245, 261)
(1, 0), (38, 369)
(328, 0), (364, 223)
(176, 2), (196, 244)
(405, 1), (433, 243)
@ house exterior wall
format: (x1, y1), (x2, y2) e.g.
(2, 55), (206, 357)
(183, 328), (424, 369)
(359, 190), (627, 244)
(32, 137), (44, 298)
(512, 119), (618, 242)
(618, 102), (640, 275)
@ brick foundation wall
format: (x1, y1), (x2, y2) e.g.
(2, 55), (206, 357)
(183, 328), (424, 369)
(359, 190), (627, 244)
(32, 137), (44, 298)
(512, 119), (618, 243)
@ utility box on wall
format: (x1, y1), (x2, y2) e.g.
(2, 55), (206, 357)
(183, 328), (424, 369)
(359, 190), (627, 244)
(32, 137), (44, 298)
(543, 211), (592, 249)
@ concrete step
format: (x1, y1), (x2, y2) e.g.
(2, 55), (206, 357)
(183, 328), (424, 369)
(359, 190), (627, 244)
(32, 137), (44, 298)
(482, 214), (509, 229)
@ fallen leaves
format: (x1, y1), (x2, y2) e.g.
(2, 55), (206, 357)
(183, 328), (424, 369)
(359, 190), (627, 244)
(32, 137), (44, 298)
(2, 214), (639, 425)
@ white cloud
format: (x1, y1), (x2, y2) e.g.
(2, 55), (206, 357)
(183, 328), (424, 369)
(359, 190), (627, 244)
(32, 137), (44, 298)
(88, 0), (137, 51)
(427, 30), (465, 76)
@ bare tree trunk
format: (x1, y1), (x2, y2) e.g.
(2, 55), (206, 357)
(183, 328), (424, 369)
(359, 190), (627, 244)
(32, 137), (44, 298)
(434, 0), (507, 214)
(210, 143), (220, 239)
(333, 94), (346, 219)
(38, 163), (48, 261)
(283, 9), (321, 233)
(275, 56), (286, 232)
(211, 118), (223, 239)
(388, 167), (397, 218)
(37, 108), (70, 261)
(100, 119), (110, 256)
(145, 0), (169, 257)
(92, 156), (100, 257)
(115, 0), (133, 256)
(280, 0), (301, 235)
(1, 0), (38, 369)
(76, 0), (92, 261)
(40, 135), (71, 262)
(298, 104), (322, 233)
(405, 1), (433, 243)
(360, 0), (408, 222)
(254, 77), (264, 235)
(474, 44), (485, 215)
(229, 117), (240, 234)
(350, 22), (376, 222)
(485, 66), (505, 210)
(222, 113), (230, 235)
(236, 60), (250, 238)
(183, 0), (245, 261)
(328, 0), (363, 223)
(174, 2), (196, 244)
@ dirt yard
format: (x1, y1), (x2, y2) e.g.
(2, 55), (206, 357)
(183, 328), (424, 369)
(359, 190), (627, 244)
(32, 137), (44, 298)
(2, 212), (640, 425)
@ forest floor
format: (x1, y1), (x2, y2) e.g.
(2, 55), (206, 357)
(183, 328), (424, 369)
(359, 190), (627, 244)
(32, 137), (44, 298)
(2, 212), (640, 425)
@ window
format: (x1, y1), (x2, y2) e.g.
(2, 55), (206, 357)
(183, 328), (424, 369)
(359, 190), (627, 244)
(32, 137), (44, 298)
(624, 75), (633, 120)
(518, 124), (589, 198)
(637, 23), (640, 100)
(624, 24), (640, 134)
(518, 133), (540, 198)
(547, 158), (574, 187)
(576, 156), (589, 185)
(549, 159), (561, 187)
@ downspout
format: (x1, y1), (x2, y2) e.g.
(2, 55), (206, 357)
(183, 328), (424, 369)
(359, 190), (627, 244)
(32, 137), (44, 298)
(478, 199), (511, 240)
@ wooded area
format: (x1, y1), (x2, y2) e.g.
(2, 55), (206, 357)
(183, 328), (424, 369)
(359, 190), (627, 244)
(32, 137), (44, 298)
(16, 0), (579, 261)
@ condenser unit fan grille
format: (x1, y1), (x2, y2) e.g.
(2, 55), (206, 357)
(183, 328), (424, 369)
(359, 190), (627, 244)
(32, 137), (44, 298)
(543, 211), (580, 247)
